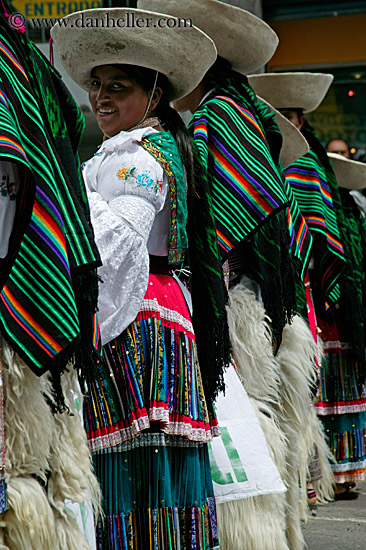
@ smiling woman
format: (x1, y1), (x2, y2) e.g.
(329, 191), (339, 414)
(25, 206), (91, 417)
(88, 65), (162, 136)
(50, 8), (232, 550)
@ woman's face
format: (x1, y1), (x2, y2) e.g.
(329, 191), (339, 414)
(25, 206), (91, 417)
(88, 65), (152, 137)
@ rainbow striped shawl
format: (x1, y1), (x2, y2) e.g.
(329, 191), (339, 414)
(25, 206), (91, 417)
(284, 137), (346, 309)
(189, 95), (290, 259)
(188, 82), (300, 341)
(0, 22), (100, 375)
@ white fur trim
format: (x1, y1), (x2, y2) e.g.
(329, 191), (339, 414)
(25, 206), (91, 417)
(3, 477), (57, 549)
(277, 316), (319, 548)
(227, 284), (282, 405)
(217, 494), (289, 550)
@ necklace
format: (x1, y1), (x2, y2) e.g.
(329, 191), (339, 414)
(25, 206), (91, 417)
(128, 117), (161, 132)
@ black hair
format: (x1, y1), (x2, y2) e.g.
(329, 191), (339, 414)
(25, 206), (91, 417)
(204, 56), (232, 86)
(278, 108), (304, 117)
(112, 64), (196, 193)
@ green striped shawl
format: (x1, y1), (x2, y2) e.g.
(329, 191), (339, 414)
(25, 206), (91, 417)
(284, 123), (346, 311)
(188, 71), (299, 340)
(0, 19), (100, 375)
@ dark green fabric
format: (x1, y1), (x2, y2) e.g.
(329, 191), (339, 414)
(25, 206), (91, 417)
(189, 68), (298, 340)
(0, 12), (101, 382)
(139, 131), (188, 266)
(285, 123), (346, 311)
(336, 188), (366, 378)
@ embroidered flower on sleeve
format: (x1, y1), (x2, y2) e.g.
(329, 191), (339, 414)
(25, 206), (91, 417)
(1, 175), (17, 201)
(116, 167), (162, 195)
(116, 166), (137, 181)
(136, 172), (155, 189)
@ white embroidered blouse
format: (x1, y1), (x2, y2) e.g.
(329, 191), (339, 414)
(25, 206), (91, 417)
(83, 127), (170, 345)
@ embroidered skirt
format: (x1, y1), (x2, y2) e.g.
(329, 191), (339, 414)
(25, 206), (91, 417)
(315, 318), (366, 483)
(85, 273), (220, 549)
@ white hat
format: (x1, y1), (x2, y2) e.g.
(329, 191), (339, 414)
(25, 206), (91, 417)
(258, 97), (309, 167)
(137, 0), (279, 75)
(328, 153), (366, 190)
(248, 73), (334, 113)
(50, 8), (217, 101)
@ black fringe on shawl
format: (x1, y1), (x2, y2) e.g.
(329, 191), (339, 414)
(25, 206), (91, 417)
(187, 145), (232, 402)
(204, 63), (298, 345)
(304, 122), (366, 376)
(0, 13), (101, 409)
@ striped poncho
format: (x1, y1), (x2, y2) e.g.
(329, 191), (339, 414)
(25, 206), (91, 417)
(284, 131), (346, 310)
(0, 20), (101, 375)
(188, 72), (301, 339)
(190, 94), (289, 258)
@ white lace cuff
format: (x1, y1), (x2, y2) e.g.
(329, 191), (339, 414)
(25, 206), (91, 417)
(109, 195), (155, 242)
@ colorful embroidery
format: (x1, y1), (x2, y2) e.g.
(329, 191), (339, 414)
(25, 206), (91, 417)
(116, 166), (162, 194)
(0, 174), (16, 200)
(116, 166), (136, 181)
(138, 138), (180, 263)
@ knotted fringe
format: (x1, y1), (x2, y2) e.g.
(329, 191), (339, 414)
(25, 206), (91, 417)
(217, 285), (289, 550)
(276, 316), (318, 550)
(0, 339), (100, 548)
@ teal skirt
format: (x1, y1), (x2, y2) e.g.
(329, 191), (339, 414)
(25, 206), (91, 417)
(94, 433), (219, 550)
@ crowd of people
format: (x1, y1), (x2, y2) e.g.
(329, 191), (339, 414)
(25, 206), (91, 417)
(0, 0), (365, 549)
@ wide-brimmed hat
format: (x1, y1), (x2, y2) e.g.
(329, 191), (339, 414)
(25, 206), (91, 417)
(50, 8), (217, 101)
(137, 0), (278, 75)
(248, 73), (334, 113)
(259, 97), (309, 167)
(328, 153), (366, 190)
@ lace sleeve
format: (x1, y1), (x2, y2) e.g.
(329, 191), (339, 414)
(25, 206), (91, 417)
(88, 190), (155, 345)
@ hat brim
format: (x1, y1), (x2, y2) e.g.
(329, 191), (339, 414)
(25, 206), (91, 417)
(137, 0), (278, 75)
(50, 8), (217, 101)
(328, 153), (366, 190)
(258, 97), (309, 168)
(249, 73), (334, 113)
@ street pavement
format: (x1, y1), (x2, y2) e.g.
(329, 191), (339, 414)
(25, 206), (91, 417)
(302, 480), (366, 549)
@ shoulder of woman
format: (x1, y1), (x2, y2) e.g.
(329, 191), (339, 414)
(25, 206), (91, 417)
(194, 96), (245, 127)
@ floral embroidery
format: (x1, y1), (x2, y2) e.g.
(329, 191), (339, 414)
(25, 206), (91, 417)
(136, 172), (154, 189)
(1, 174), (16, 200)
(116, 166), (137, 181)
(116, 167), (163, 194)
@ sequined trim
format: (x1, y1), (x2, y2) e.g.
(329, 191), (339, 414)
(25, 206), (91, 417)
(94, 432), (206, 453)
(139, 298), (194, 335)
